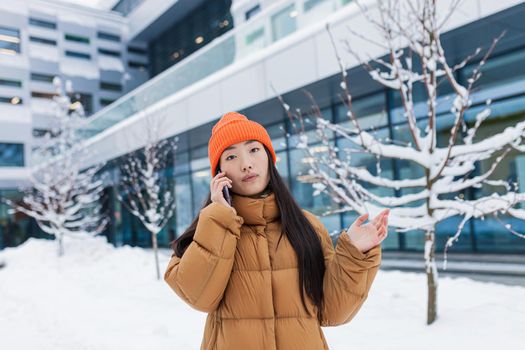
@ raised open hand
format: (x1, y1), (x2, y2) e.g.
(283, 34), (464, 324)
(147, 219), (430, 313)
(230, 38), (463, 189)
(346, 209), (390, 254)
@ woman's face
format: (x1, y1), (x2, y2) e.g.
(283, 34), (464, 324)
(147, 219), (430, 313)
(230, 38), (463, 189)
(219, 139), (270, 196)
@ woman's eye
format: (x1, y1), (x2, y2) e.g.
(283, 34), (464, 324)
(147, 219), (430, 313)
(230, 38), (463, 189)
(226, 148), (258, 161)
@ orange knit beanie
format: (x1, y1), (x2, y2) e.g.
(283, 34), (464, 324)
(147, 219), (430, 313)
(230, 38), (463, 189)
(208, 111), (277, 177)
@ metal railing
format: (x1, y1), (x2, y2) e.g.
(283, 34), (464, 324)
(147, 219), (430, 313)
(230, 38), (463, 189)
(79, 0), (352, 140)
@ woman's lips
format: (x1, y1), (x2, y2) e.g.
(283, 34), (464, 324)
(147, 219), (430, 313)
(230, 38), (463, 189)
(242, 175), (258, 182)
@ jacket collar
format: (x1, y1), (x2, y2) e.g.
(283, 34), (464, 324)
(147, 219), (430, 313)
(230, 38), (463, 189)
(231, 188), (280, 225)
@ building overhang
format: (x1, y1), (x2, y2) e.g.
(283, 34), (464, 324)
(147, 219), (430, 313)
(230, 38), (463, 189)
(127, 0), (208, 42)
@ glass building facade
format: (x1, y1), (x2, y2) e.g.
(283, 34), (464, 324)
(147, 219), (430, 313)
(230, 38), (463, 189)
(148, 0), (233, 76)
(0, 190), (43, 249)
(1, 2), (524, 255)
(72, 38), (525, 254)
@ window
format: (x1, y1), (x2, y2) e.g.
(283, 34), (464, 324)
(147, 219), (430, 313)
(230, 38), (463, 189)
(188, 146), (210, 216)
(0, 78), (22, 88)
(462, 48), (525, 93)
(31, 91), (56, 99)
(0, 143), (24, 166)
(32, 128), (50, 137)
(191, 168), (210, 217)
(174, 146), (190, 176)
(246, 27), (264, 46)
(0, 96), (22, 105)
(245, 4), (261, 21)
(97, 31), (121, 42)
(71, 92), (93, 115)
(29, 36), (57, 46)
(265, 122), (288, 152)
(98, 48), (121, 57)
(29, 18), (56, 29)
(274, 149), (289, 181)
(112, 0), (145, 16)
(31, 73), (55, 83)
(174, 172), (192, 235)
(127, 46), (146, 55)
(64, 34), (90, 44)
(100, 98), (115, 107)
(65, 50), (91, 60)
(335, 93), (388, 131)
(100, 82), (122, 92)
(0, 26), (21, 54)
(128, 61), (147, 70)
(304, 0), (327, 12)
(271, 4), (296, 42)
(289, 139), (339, 214)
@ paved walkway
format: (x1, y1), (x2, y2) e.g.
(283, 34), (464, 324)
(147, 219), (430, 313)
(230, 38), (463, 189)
(381, 251), (525, 287)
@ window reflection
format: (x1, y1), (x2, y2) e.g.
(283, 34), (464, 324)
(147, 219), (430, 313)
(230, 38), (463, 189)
(271, 4), (297, 42)
(289, 138), (339, 215)
(275, 150), (289, 185)
(192, 168), (211, 217)
(463, 49), (525, 92)
(335, 93), (387, 129)
(149, 0), (233, 75)
(175, 174), (192, 236)
(0, 143), (24, 167)
(0, 26), (21, 54)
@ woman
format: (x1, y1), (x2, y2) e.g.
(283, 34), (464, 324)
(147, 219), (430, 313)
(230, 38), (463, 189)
(165, 112), (389, 349)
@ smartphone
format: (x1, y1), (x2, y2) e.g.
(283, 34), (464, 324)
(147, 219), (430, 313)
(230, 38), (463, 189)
(216, 167), (232, 206)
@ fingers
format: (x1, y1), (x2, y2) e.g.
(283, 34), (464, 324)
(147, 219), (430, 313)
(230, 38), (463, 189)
(214, 171), (230, 182)
(373, 217), (382, 231)
(371, 209), (388, 222)
(353, 213), (369, 227)
(352, 209), (391, 233)
(220, 179), (232, 190)
(369, 222), (386, 235)
(371, 209), (389, 230)
(210, 172), (233, 204)
(378, 227), (388, 242)
(378, 223), (388, 240)
(212, 172), (232, 190)
(216, 179), (232, 194)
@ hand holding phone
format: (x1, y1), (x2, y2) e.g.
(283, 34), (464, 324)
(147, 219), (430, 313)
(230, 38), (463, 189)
(211, 167), (233, 208)
(221, 175), (232, 207)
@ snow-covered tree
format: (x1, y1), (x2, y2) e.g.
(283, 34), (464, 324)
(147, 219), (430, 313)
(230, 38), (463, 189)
(5, 77), (108, 257)
(276, 0), (525, 325)
(117, 116), (178, 280)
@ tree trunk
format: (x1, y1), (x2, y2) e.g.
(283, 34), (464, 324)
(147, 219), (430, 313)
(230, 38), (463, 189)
(425, 229), (438, 325)
(57, 233), (64, 257)
(152, 233), (160, 280)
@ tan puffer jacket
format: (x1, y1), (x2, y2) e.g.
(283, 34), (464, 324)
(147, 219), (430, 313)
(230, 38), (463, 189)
(164, 191), (381, 349)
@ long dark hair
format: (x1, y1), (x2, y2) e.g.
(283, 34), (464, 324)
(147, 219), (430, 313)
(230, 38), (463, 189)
(170, 145), (326, 322)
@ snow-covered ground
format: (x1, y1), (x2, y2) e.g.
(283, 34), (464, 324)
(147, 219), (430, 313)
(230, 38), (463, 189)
(0, 235), (523, 350)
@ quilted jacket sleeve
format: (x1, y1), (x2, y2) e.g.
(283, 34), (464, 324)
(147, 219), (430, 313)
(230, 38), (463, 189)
(303, 210), (381, 327)
(164, 202), (244, 313)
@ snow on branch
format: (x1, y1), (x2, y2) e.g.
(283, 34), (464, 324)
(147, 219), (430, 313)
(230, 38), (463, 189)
(117, 115), (178, 279)
(6, 77), (108, 256)
(274, 0), (525, 274)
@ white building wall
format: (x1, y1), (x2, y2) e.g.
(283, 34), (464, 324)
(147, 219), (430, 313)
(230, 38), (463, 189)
(0, 0), (149, 188)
